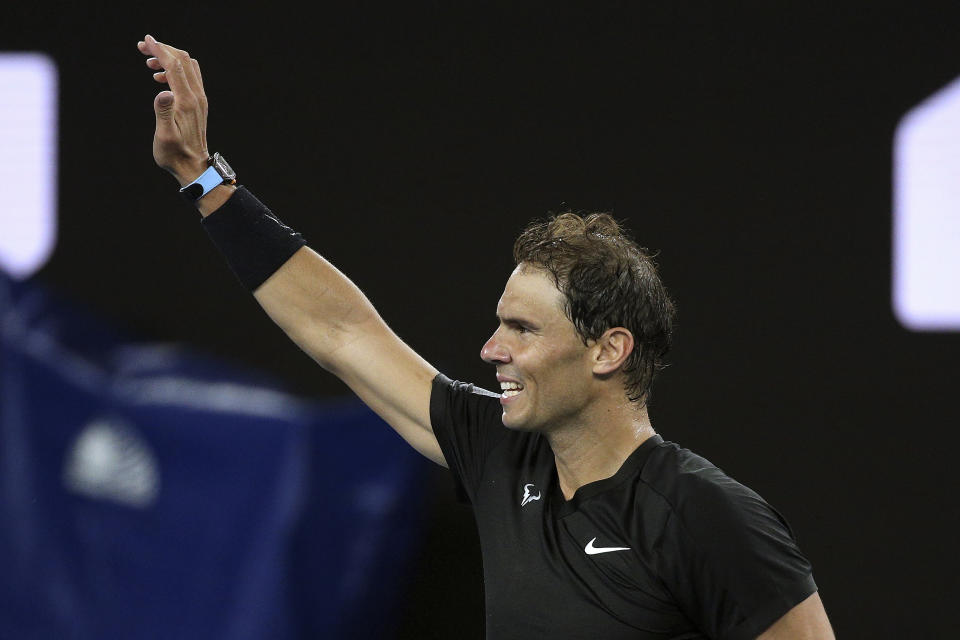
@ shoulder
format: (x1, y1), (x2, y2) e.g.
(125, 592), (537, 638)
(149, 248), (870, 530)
(638, 441), (796, 552)
(429, 374), (538, 500)
(633, 441), (817, 639)
(639, 440), (748, 506)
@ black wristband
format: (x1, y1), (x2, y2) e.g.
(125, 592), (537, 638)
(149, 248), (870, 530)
(200, 186), (307, 291)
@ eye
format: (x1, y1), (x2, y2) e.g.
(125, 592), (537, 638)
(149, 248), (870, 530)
(510, 321), (532, 335)
(496, 317), (535, 335)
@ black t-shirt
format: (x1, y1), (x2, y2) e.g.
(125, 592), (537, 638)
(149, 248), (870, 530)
(429, 374), (817, 640)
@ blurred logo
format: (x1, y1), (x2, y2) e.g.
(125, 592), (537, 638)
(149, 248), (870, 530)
(63, 417), (160, 508)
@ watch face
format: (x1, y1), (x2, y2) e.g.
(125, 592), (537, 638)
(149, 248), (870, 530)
(211, 153), (237, 181)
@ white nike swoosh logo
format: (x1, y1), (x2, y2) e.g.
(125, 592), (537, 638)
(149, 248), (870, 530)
(584, 537), (631, 555)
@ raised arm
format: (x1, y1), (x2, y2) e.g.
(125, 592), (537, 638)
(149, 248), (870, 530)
(137, 35), (445, 466)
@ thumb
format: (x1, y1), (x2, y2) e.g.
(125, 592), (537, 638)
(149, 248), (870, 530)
(154, 90), (175, 125)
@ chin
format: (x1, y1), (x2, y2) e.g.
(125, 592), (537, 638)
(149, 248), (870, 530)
(500, 410), (542, 433)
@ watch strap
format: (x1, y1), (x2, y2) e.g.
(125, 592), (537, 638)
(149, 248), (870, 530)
(180, 165), (225, 201)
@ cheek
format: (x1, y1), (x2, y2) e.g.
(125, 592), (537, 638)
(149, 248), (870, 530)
(532, 348), (586, 392)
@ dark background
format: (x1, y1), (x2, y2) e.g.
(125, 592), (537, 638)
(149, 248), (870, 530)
(6, 3), (960, 637)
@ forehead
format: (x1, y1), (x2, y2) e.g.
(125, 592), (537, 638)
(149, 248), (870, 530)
(496, 264), (565, 319)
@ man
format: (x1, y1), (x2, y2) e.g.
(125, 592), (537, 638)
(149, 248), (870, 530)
(137, 34), (834, 639)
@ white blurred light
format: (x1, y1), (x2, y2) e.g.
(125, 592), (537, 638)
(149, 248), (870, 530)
(0, 53), (58, 280)
(894, 74), (960, 331)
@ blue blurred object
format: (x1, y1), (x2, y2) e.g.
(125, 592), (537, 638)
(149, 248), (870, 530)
(0, 274), (429, 639)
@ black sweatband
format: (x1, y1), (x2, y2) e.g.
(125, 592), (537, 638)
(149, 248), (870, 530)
(200, 186), (307, 291)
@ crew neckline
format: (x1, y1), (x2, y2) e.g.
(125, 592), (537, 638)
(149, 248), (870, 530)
(551, 434), (664, 518)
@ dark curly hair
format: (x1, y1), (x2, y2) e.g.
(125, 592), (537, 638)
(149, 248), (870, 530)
(513, 212), (676, 405)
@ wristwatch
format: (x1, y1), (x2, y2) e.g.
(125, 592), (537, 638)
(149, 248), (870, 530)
(179, 152), (237, 201)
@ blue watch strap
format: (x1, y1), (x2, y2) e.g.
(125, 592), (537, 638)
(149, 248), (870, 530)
(179, 165), (224, 201)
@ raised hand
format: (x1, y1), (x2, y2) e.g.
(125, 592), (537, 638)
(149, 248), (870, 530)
(137, 35), (210, 186)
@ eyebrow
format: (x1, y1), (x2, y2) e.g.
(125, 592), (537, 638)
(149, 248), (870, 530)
(496, 314), (539, 328)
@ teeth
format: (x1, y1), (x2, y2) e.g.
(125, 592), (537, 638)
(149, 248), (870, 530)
(499, 381), (524, 398)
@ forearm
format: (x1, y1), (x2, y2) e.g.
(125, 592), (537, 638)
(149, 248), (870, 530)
(188, 181), (380, 369)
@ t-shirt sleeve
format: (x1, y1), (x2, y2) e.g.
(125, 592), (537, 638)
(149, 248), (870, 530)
(430, 373), (508, 503)
(656, 473), (817, 640)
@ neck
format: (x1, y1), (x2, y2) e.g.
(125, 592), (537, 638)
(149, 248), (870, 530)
(547, 399), (656, 501)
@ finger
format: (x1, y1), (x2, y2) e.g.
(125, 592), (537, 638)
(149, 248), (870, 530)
(181, 57), (203, 99)
(145, 57), (162, 71)
(159, 41), (203, 96)
(141, 34), (160, 55)
(142, 35), (194, 98)
(153, 71), (167, 83)
(191, 59), (208, 113)
(138, 36), (163, 58)
(191, 58), (208, 142)
(191, 58), (204, 87)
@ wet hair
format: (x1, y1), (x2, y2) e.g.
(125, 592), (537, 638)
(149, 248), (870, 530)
(513, 212), (676, 405)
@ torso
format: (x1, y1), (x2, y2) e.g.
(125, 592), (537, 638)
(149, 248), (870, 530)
(474, 432), (703, 640)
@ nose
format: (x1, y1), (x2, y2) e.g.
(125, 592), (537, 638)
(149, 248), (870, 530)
(480, 329), (511, 365)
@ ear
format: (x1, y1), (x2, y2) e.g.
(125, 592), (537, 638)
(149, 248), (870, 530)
(591, 327), (635, 376)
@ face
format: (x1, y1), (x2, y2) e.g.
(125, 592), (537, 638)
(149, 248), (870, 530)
(480, 264), (596, 432)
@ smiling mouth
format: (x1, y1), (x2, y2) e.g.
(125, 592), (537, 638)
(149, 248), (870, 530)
(500, 381), (524, 398)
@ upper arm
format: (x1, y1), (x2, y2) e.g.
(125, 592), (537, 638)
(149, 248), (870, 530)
(756, 592), (833, 640)
(326, 315), (446, 466)
(252, 247), (446, 466)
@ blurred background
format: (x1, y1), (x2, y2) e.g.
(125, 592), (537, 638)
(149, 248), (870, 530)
(3, 2), (960, 638)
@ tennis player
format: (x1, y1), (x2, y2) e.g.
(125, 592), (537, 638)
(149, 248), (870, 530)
(138, 34), (834, 639)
